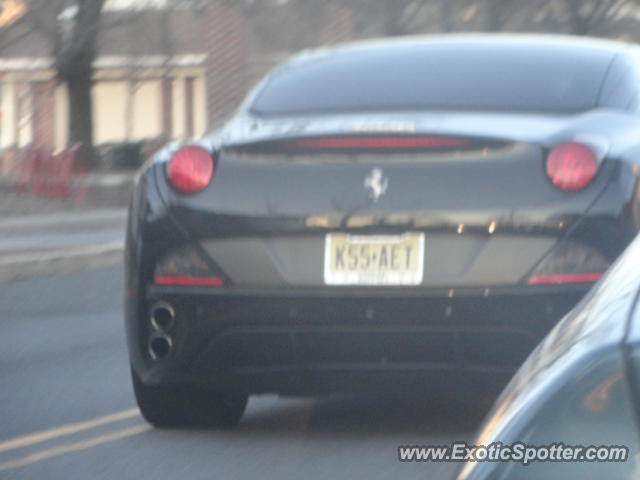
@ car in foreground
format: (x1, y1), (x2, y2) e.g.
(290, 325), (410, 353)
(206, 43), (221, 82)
(456, 233), (640, 479)
(125, 34), (640, 427)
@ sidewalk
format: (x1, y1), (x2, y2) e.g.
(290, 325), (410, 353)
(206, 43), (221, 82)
(0, 171), (134, 216)
(0, 183), (129, 281)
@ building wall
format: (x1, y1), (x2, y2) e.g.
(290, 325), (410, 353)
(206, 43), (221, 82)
(1, 81), (16, 148)
(194, 75), (207, 136)
(54, 84), (69, 151)
(171, 77), (186, 139)
(91, 70), (206, 144)
(169, 73), (207, 139)
(131, 80), (162, 141)
(0, 66), (207, 165)
(16, 82), (32, 147)
(93, 81), (128, 144)
(31, 80), (56, 149)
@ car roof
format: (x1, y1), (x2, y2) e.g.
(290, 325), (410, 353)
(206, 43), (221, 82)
(250, 34), (637, 116)
(293, 33), (629, 58)
(280, 34), (634, 75)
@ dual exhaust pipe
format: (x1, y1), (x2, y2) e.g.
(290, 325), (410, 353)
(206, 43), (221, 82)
(148, 302), (175, 361)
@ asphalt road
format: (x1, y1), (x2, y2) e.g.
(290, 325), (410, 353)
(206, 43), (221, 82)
(0, 267), (486, 480)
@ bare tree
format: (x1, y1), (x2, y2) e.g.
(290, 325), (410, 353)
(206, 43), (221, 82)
(484, 0), (513, 31)
(362, 0), (442, 36)
(289, 0), (433, 36)
(441, 0), (455, 32)
(478, 0), (640, 35)
(368, 0), (430, 36)
(564, 0), (630, 35)
(7, 0), (107, 162)
(57, 1), (106, 162)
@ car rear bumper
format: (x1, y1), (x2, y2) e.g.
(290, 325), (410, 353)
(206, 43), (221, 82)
(131, 284), (590, 395)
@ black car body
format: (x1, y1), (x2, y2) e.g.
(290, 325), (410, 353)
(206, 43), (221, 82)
(125, 35), (640, 426)
(456, 232), (640, 480)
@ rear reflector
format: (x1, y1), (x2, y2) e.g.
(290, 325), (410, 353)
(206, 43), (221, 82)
(154, 275), (224, 287)
(546, 142), (598, 191)
(287, 136), (469, 150)
(167, 146), (214, 193)
(526, 241), (609, 286)
(154, 245), (225, 287)
(528, 272), (603, 285)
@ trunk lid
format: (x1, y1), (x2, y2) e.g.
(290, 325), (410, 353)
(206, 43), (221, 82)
(158, 113), (615, 288)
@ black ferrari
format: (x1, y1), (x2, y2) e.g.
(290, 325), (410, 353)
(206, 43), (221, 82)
(125, 35), (640, 427)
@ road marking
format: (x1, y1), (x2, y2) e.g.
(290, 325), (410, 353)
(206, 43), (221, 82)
(0, 424), (151, 472)
(0, 408), (140, 453)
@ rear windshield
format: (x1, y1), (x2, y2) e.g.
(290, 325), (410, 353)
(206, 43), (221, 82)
(250, 42), (614, 115)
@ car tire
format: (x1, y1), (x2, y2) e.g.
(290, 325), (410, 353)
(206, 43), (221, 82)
(131, 367), (248, 428)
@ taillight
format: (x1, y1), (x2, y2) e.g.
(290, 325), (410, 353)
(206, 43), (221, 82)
(546, 142), (598, 191)
(527, 241), (609, 285)
(153, 246), (225, 287)
(167, 146), (214, 193)
(154, 276), (224, 287)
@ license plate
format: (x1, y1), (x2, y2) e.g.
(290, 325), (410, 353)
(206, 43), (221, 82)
(324, 233), (424, 286)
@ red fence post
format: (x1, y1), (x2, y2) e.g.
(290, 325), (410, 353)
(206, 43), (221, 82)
(69, 143), (88, 203)
(14, 143), (88, 202)
(30, 149), (46, 196)
(15, 147), (37, 195)
(51, 148), (73, 199)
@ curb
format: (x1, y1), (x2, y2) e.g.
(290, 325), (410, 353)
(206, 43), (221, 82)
(0, 242), (124, 282)
(0, 209), (127, 234)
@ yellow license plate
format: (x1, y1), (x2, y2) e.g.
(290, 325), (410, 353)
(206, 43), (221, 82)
(324, 233), (424, 286)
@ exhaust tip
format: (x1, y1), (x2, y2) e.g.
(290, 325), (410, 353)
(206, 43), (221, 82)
(149, 335), (173, 361)
(150, 302), (175, 332)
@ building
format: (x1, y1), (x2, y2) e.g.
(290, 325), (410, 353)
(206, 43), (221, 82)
(0, 7), (210, 164)
(0, 1), (362, 172)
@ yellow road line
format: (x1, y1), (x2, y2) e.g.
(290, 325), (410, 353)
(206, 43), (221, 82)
(0, 408), (140, 453)
(0, 424), (151, 472)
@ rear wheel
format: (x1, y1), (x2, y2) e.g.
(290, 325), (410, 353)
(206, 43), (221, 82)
(131, 368), (248, 428)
